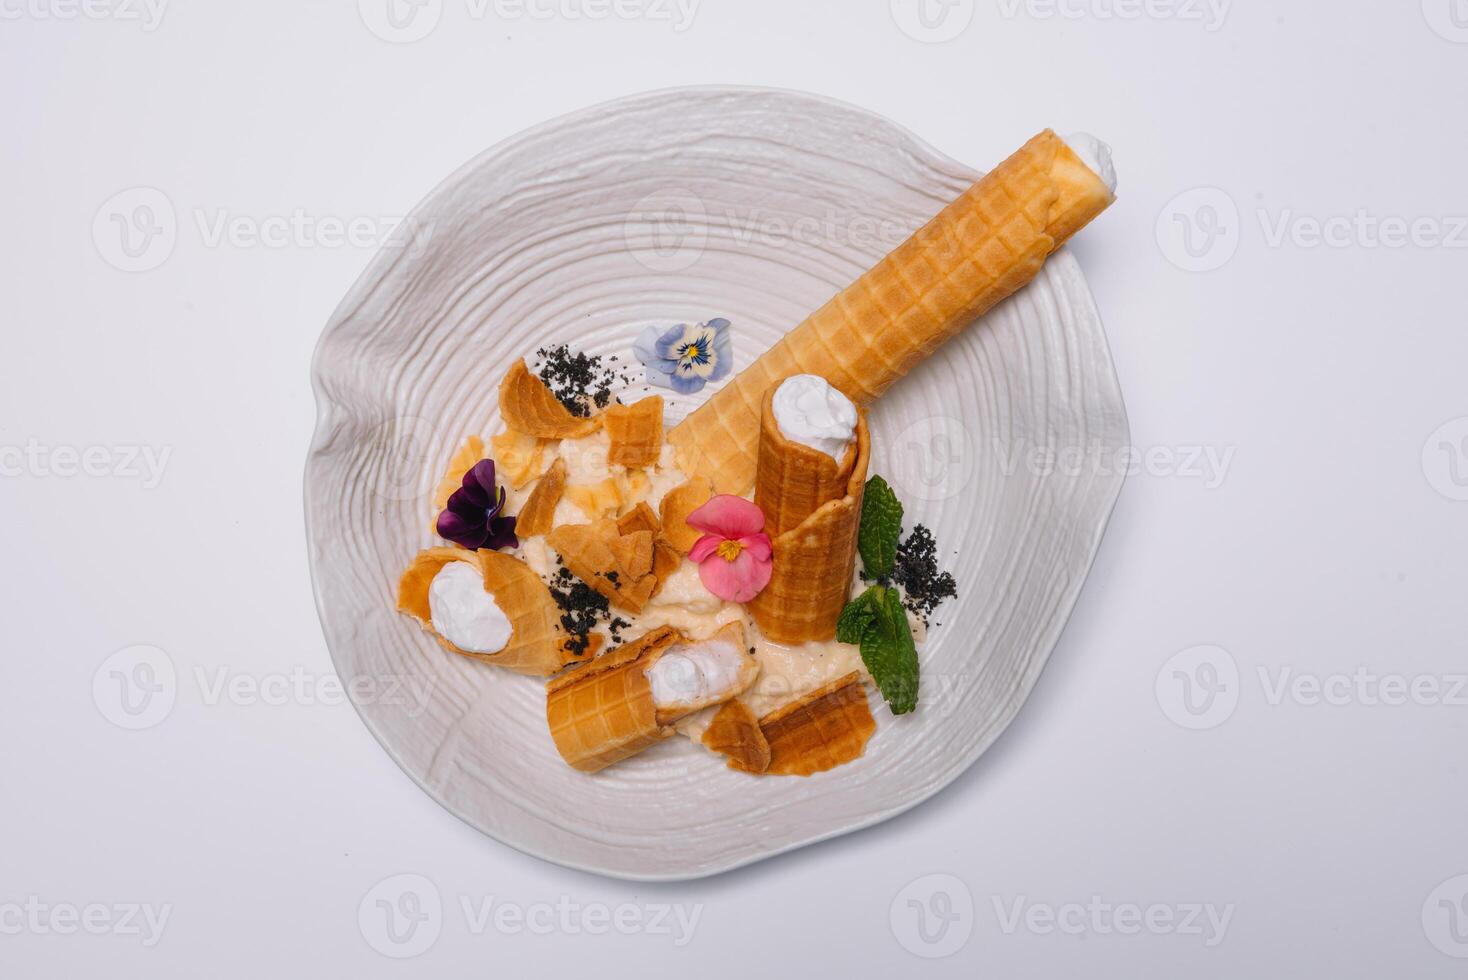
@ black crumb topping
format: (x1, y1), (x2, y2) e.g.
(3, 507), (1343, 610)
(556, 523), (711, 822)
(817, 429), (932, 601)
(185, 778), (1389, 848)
(892, 524), (958, 626)
(535, 345), (634, 417)
(548, 567), (610, 655)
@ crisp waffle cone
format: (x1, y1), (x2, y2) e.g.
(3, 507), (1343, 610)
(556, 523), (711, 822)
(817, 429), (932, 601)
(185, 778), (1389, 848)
(499, 359), (599, 439)
(397, 547), (579, 676)
(701, 699), (771, 773)
(667, 130), (1115, 493)
(736, 672), (875, 776)
(545, 626), (681, 772)
(753, 384), (859, 537)
(746, 411), (871, 643)
(514, 456), (566, 538)
(603, 395), (664, 468)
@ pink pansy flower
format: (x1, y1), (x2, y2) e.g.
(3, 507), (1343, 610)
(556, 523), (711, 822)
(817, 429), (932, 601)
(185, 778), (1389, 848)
(686, 495), (773, 603)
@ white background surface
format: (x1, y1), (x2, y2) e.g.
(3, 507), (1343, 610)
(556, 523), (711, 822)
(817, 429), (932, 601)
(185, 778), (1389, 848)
(3, 1), (1466, 975)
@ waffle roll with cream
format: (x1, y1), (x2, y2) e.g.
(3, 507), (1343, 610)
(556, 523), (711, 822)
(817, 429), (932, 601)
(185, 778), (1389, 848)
(746, 376), (870, 644)
(668, 129), (1117, 493)
(546, 623), (757, 772)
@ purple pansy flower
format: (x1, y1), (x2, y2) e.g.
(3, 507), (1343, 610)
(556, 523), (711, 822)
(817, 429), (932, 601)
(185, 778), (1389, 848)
(633, 317), (732, 395)
(436, 459), (518, 551)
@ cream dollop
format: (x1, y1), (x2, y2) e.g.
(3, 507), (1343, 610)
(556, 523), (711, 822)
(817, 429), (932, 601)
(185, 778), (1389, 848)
(646, 632), (757, 714)
(428, 561), (512, 654)
(771, 374), (857, 461)
(1061, 132), (1117, 195)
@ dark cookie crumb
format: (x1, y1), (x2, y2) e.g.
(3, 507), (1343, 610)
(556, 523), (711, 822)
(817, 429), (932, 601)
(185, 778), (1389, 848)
(535, 345), (632, 417)
(548, 567), (610, 654)
(893, 524), (958, 626)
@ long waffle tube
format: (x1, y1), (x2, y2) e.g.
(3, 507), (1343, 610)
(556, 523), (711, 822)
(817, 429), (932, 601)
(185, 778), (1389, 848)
(667, 129), (1115, 493)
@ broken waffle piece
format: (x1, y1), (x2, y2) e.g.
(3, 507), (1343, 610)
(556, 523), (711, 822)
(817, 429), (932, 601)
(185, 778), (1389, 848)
(547, 520), (668, 614)
(564, 478), (622, 521)
(733, 673), (876, 776)
(515, 457), (567, 538)
(701, 699), (771, 773)
(603, 395), (665, 468)
(658, 478), (713, 554)
(499, 359), (599, 439)
(616, 501), (661, 537)
(489, 429), (548, 490)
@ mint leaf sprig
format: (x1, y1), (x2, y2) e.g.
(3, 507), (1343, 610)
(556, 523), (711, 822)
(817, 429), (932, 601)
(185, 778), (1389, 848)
(840, 475), (919, 715)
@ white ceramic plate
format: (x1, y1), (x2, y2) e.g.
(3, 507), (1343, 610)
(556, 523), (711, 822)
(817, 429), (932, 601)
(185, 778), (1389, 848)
(305, 86), (1128, 881)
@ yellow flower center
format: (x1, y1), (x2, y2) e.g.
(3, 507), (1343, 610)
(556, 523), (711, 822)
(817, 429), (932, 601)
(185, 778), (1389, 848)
(684, 343), (701, 360)
(715, 539), (744, 562)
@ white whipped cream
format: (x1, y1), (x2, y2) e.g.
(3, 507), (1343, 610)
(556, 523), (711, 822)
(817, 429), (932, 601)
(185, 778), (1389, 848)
(427, 561), (512, 654)
(646, 633), (756, 713)
(1061, 132), (1117, 194)
(771, 374), (857, 461)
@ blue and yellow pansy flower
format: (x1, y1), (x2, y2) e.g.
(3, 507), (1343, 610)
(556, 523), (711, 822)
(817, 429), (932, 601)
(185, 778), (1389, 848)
(633, 317), (732, 394)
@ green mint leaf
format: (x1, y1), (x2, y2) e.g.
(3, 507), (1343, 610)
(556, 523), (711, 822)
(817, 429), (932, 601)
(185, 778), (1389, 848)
(857, 586), (920, 715)
(858, 475), (904, 579)
(836, 587), (880, 644)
